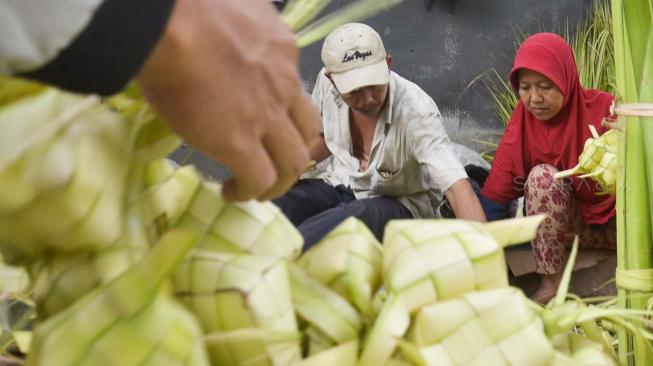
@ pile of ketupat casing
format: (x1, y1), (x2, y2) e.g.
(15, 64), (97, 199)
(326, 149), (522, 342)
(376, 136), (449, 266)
(2, 78), (648, 366)
(554, 124), (619, 195)
(0, 0), (649, 365)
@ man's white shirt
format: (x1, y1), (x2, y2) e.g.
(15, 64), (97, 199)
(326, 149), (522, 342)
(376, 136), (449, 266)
(307, 69), (468, 218)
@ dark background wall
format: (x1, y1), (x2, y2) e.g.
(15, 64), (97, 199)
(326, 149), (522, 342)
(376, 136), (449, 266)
(172, 0), (592, 181)
(299, 0), (592, 141)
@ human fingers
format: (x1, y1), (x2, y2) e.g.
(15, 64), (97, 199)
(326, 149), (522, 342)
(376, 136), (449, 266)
(257, 113), (311, 200)
(221, 140), (277, 202)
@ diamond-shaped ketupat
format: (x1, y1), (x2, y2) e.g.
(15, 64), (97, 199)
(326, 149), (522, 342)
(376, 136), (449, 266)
(359, 216), (545, 366)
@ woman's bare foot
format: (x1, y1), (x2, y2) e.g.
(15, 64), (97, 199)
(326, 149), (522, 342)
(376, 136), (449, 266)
(531, 272), (563, 304)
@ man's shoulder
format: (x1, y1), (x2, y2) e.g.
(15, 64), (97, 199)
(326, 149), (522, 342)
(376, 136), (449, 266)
(391, 72), (429, 93)
(313, 68), (330, 92)
(390, 72), (439, 118)
(313, 68), (339, 101)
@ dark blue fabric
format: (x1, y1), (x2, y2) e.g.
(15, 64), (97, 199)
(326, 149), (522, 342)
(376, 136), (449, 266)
(20, 0), (176, 95)
(273, 179), (355, 226)
(438, 164), (515, 221)
(479, 193), (510, 221)
(439, 164), (487, 218)
(274, 179), (412, 250)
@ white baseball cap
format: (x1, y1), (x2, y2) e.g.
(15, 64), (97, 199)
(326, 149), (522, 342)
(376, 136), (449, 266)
(321, 23), (389, 94)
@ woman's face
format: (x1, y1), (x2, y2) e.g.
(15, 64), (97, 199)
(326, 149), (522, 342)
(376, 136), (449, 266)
(517, 69), (564, 121)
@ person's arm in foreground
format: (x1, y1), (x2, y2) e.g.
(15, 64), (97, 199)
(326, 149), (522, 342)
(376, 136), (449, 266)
(445, 179), (487, 222)
(1, 0), (319, 202)
(138, 0), (319, 201)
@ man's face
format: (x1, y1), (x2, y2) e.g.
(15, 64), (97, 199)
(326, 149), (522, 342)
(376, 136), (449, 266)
(340, 84), (389, 117)
(326, 55), (392, 118)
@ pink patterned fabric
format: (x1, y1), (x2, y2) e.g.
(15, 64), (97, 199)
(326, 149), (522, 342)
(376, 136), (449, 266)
(524, 164), (616, 274)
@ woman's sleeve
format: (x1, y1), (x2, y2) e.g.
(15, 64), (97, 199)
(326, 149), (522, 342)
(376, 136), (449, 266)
(0, 0), (176, 95)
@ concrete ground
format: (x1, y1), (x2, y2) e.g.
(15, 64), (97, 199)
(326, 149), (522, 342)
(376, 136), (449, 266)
(508, 251), (617, 299)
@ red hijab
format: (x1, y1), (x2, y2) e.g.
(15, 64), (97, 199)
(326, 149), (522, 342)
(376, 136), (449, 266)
(481, 32), (615, 225)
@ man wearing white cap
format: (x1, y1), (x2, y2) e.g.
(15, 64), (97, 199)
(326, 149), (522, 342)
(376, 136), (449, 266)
(274, 23), (486, 249)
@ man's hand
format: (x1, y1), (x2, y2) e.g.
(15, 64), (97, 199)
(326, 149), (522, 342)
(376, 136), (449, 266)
(137, 0), (319, 201)
(444, 179), (487, 222)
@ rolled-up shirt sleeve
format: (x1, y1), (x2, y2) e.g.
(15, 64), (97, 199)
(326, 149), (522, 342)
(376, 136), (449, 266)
(311, 68), (330, 134)
(408, 110), (468, 193)
(0, 0), (175, 95)
(0, 0), (101, 75)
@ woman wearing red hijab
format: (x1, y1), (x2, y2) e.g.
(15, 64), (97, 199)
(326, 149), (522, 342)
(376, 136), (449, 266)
(480, 33), (616, 303)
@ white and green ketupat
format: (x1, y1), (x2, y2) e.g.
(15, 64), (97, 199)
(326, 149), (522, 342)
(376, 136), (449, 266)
(0, 80), (649, 364)
(0, 91), (131, 261)
(554, 125), (619, 195)
(289, 218), (379, 358)
(399, 287), (556, 365)
(289, 263), (363, 356)
(0, 79), (213, 365)
(357, 215), (547, 365)
(398, 285), (619, 366)
(142, 158), (305, 365)
(165, 179), (303, 365)
(296, 217), (383, 320)
(175, 252), (301, 366)
(27, 229), (209, 366)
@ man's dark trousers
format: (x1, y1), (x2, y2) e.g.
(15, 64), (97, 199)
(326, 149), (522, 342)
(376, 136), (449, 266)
(273, 179), (412, 251)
